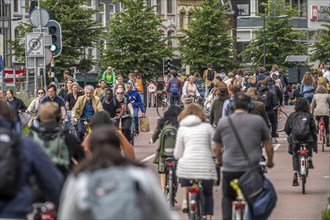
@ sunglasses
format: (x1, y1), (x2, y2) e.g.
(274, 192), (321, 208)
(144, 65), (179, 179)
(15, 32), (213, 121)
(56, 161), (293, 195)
(38, 92), (44, 94)
(116, 92), (123, 95)
(127, 86), (132, 89)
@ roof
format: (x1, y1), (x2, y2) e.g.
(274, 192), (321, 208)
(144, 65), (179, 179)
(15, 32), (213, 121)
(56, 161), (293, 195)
(284, 55), (308, 63)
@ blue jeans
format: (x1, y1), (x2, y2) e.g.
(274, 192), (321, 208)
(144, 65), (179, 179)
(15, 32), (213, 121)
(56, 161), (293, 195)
(133, 108), (139, 133)
(77, 119), (87, 142)
(205, 83), (214, 97)
(66, 111), (74, 130)
(15, 121), (22, 135)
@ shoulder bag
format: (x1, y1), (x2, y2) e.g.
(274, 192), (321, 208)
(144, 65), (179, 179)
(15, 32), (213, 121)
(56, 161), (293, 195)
(228, 116), (264, 206)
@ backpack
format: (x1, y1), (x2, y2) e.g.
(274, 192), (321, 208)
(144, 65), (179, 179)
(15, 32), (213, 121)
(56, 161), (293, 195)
(258, 90), (273, 112)
(87, 166), (156, 219)
(207, 69), (215, 81)
(291, 112), (311, 141)
(194, 77), (205, 92)
(159, 124), (177, 157)
(0, 127), (22, 199)
(169, 78), (180, 94)
(31, 129), (70, 170)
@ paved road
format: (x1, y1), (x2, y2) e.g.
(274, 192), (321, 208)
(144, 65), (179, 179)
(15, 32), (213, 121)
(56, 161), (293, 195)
(134, 106), (330, 219)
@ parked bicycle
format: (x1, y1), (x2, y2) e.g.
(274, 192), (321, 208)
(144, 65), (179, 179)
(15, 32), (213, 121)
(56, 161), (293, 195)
(230, 178), (248, 220)
(297, 143), (311, 194)
(318, 117), (326, 152)
(187, 180), (205, 220)
(164, 157), (178, 208)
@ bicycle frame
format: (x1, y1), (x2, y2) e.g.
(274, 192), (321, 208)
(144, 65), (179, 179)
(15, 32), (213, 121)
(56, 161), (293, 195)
(164, 157), (177, 207)
(230, 179), (248, 220)
(299, 145), (309, 176)
(188, 180), (204, 219)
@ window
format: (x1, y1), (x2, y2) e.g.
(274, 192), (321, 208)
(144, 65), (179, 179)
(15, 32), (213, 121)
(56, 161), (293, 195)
(180, 12), (184, 29)
(14, 27), (20, 39)
(100, 40), (106, 50)
(99, 3), (105, 26)
(168, 30), (174, 46)
(109, 4), (115, 19)
(157, 0), (161, 14)
(14, 0), (19, 12)
(285, 0), (307, 17)
(258, 0), (267, 14)
(167, 0), (172, 14)
(85, 0), (92, 7)
(88, 49), (93, 56)
(237, 0), (250, 16)
(147, 0), (151, 6)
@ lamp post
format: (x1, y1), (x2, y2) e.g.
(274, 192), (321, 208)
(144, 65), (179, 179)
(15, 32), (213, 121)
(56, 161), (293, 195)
(238, 15), (288, 68)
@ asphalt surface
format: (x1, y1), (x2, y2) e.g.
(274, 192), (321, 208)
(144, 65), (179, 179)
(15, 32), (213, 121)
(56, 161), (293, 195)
(134, 106), (330, 219)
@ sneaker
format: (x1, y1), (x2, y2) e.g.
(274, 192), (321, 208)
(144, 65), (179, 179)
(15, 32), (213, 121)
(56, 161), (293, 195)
(292, 172), (299, 186)
(181, 200), (188, 213)
(308, 158), (314, 169)
(272, 138), (278, 144)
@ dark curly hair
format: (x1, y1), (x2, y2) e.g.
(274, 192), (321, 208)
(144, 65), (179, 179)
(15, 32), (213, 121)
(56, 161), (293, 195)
(294, 98), (310, 113)
(156, 106), (182, 130)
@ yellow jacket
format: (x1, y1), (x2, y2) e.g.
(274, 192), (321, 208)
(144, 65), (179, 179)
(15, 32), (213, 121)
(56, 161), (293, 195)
(72, 95), (103, 119)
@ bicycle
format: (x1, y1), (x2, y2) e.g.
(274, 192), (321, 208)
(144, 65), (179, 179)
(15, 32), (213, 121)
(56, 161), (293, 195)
(230, 179), (248, 220)
(164, 157), (178, 208)
(297, 143), (310, 194)
(318, 116), (326, 152)
(187, 180), (205, 220)
(116, 114), (135, 145)
(277, 108), (288, 132)
(156, 93), (184, 118)
(73, 118), (90, 141)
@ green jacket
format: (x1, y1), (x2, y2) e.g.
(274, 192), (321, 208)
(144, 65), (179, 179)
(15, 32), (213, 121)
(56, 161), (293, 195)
(102, 71), (116, 85)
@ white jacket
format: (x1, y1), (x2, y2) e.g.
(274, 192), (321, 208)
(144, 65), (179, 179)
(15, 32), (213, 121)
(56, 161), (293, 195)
(182, 81), (200, 97)
(174, 115), (217, 180)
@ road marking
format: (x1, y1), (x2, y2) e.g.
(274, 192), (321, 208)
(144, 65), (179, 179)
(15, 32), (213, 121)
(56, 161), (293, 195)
(273, 144), (281, 151)
(324, 176), (330, 179)
(140, 153), (156, 163)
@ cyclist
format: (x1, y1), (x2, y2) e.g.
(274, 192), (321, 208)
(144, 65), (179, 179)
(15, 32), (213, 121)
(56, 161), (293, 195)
(209, 82), (229, 127)
(102, 88), (117, 118)
(112, 87), (134, 142)
(66, 82), (84, 130)
(149, 106), (182, 192)
(181, 75), (201, 105)
(300, 72), (315, 103)
(6, 89), (27, 134)
(26, 88), (45, 127)
(127, 82), (145, 135)
(174, 104), (216, 219)
(311, 85), (330, 146)
(71, 85), (103, 141)
(102, 66), (116, 87)
(284, 98), (317, 186)
(213, 92), (274, 220)
(94, 79), (107, 102)
(166, 69), (182, 106)
(58, 78), (74, 102)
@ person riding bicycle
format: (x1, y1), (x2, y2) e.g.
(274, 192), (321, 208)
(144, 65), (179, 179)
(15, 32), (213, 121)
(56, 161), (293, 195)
(166, 69), (182, 106)
(311, 85), (330, 146)
(174, 104), (217, 219)
(149, 106), (182, 192)
(102, 66), (116, 87)
(210, 82), (229, 127)
(26, 88), (45, 127)
(284, 98), (317, 186)
(71, 85), (103, 141)
(181, 75), (201, 105)
(213, 92), (274, 220)
(111, 87), (134, 142)
(127, 82), (145, 135)
(102, 88), (117, 118)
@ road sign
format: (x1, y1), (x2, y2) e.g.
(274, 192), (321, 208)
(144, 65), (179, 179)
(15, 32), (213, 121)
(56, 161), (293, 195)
(26, 33), (45, 57)
(29, 8), (50, 28)
(44, 48), (53, 65)
(26, 47), (53, 68)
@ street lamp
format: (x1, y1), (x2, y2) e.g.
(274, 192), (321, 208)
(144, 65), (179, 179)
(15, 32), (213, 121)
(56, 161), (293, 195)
(238, 15), (288, 68)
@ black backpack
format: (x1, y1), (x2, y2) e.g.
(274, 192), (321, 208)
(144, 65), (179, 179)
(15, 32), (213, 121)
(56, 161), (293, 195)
(0, 127), (22, 199)
(258, 90), (273, 112)
(207, 70), (215, 81)
(291, 112), (311, 141)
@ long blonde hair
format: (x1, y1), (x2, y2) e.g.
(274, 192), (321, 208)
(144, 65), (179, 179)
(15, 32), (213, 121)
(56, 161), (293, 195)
(178, 103), (206, 122)
(302, 72), (313, 86)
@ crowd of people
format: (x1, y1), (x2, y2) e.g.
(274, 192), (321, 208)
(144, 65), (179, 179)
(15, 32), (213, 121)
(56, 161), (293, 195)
(0, 62), (329, 219)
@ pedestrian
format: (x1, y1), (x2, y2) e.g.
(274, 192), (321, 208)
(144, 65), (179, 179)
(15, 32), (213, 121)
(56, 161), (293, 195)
(203, 63), (215, 97)
(149, 106), (182, 192)
(0, 101), (64, 218)
(213, 92), (274, 220)
(174, 103), (217, 220)
(209, 82), (229, 127)
(58, 126), (175, 219)
(6, 89), (27, 134)
(284, 98), (317, 186)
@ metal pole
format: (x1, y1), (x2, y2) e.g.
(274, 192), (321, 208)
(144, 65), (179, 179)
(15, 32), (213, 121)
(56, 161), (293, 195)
(43, 67), (47, 90)
(263, 16), (266, 68)
(1, 1), (5, 93)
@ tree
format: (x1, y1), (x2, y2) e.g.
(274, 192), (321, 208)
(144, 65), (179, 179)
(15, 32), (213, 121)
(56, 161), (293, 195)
(178, 0), (234, 73)
(10, 0), (103, 72)
(239, 0), (307, 70)
(100, 0), (172, 81)
(310, 8), (330, 64)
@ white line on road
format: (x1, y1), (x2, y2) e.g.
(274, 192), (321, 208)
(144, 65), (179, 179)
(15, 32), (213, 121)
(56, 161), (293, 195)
(140, 153), (156, 163)
(273, 144), (281, 151)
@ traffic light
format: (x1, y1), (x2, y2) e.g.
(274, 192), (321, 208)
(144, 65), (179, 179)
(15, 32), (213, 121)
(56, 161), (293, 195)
(164, 58), (173, 73)
(46, 20), (62, 57)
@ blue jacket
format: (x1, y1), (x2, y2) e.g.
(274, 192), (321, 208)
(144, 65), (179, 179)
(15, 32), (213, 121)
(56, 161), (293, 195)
(127, 90), (145, 113)
(0, 117), (64, 219)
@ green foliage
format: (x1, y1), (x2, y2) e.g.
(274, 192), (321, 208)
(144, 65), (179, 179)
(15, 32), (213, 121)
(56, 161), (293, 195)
(178, 0), (234, 73)
(10, 0), (103, 73)
(321, 197), (330, 220)
(239, 0), (307, 70)
(310, 8), (330, 64)
(100, 0), (172, 81)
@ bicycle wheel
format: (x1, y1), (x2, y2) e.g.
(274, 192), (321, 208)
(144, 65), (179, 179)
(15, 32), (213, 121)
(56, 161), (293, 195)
(301, 174), (306, 194)
(168, 172), (175, 207)
(277, 110), (288, 132)
(322, 135), (325, 152)
(156, 100), (169, 118)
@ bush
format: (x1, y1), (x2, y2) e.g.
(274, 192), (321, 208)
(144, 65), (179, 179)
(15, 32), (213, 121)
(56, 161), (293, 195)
(322, 197), (330, 220)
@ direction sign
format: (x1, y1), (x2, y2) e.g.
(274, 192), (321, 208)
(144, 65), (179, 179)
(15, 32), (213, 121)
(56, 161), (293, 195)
(29, 8), (50, 28)
(26, 33), (45, 57)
